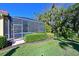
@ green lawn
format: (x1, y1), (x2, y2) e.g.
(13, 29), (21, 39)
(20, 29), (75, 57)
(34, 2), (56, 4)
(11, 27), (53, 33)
(0, 39), (79, 56)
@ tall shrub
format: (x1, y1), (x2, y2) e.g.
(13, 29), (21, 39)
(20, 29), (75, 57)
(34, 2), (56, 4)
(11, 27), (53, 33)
(0, 36), (7, 49)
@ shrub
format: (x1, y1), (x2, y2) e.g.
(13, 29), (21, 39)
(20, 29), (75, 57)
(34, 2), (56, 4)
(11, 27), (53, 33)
(45, 23), (52, 33)
(24, 33), (54, 42)
(0, 36), (7, 49)
(46, 33), (54, 38)
(24, 33), (48, 42)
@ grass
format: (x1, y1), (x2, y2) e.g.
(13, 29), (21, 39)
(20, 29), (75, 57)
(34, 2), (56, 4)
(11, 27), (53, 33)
(0, 38), (79, 56)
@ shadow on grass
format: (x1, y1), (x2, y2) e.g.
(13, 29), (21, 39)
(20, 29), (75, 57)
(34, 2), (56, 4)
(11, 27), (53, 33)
(59, 39), (79, 52)
(4, 47), (19, 56)
(59, 41), (69, 50)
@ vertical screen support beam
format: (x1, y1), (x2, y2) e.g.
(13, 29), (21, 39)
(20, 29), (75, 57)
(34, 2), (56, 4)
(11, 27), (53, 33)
(8, 19), (10, 40)
(22, 20), (23, 39)
(28, 21), (29, 32)
(13, 24), (14, 39)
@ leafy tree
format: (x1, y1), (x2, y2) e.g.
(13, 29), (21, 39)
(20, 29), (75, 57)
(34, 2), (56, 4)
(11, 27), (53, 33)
(38, 3), (79, 40)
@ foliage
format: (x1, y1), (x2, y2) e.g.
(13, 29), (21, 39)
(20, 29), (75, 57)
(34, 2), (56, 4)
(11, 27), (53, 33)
(59, 3), (79, 40)
(66, 4), (79, 34)
(46, 33), (54, 38)
(38, 4), (63, 33)
(24, 32), (54, 42)
(38, 3), (79, 41)
(0, 36), (7, 49)
(45, 22), (52, 33)
(24, 33), (48, 42)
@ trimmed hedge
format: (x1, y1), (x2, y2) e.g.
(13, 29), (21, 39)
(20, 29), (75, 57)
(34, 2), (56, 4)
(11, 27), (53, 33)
(24, 33), (48, 42)
(0, 36), (7, 49)
(24, 33), (54, 42)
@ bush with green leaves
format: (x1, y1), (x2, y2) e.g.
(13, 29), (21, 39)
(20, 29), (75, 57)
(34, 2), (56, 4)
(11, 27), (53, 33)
(45, 23), (52, 33)
(46, 33), (54, 38)
(0, 36), (7, 49)
(24, 33), (48, 42)
(38, 3), (79, 41)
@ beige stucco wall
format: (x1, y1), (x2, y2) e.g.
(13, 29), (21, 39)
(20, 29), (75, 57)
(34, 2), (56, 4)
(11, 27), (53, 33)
(0, 18), (4, 36)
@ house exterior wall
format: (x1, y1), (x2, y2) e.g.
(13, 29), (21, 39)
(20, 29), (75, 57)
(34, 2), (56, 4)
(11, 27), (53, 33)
(0, 18), (4, 36)
(0, 10), (9, 37)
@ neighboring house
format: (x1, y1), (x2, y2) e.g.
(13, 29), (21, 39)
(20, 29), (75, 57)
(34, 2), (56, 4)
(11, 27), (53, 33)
(0, 10), (45, 40)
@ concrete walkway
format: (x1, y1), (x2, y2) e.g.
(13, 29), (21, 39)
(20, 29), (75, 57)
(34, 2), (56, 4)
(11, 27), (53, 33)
(12, 38), (25, 46)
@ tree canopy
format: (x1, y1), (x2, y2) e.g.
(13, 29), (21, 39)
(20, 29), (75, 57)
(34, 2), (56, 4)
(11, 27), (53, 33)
(38, 3), (79, 40)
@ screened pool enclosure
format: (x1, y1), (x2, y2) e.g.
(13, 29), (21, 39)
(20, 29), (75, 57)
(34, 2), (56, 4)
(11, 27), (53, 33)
(5, 17), (45, 40)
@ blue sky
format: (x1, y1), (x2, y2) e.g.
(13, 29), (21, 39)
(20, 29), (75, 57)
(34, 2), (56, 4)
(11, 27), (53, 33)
(0, 3), (73, 19)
